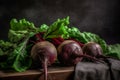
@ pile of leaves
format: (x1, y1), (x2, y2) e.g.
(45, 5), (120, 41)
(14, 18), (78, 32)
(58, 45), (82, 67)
(0, 17), (120, 72)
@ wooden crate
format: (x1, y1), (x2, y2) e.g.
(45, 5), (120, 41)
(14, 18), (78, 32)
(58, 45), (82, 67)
(0, 67), (74, 80)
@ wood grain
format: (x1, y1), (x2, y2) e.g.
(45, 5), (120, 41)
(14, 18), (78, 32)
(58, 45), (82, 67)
(0, 67), (74, 80)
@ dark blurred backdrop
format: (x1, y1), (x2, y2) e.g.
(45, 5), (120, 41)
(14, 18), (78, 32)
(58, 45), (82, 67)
(0, 0), (120, 44)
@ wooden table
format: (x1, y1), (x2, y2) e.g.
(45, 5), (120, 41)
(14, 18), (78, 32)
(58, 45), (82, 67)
(0, 67), (74, 80)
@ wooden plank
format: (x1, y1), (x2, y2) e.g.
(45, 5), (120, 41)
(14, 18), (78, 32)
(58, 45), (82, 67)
(0, 67), (74, 80)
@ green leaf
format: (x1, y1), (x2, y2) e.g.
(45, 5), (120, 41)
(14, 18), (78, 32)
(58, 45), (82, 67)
(107, 44), (120, 59)
(38, 24), (49, 32)
(10, 18), (36, 31)
(43, 16), (69, 39)
(8, 30), (28, 42)
(0, 40), (15, 54)
(0, 37), (32, 72)
(11, 37), (32, 72)
(0, 48), (3, 54)
(8, 18), (39, 43)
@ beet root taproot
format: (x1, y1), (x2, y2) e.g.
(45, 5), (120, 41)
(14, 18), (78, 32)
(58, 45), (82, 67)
(31, 41), (57, 80)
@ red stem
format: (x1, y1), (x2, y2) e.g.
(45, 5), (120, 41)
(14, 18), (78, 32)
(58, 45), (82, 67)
(57, 37), (64, 42)
(35, 33), (44, 42)
(52, 38), (62, 47)
(96, 55), (111, 58)
(76, 54), (105, 63)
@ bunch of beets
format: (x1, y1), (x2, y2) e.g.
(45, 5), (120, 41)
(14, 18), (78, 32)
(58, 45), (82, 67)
(29, 32), (106, 80)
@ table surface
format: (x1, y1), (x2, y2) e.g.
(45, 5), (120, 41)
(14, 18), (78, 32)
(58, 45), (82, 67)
(0, 66), (74, 80)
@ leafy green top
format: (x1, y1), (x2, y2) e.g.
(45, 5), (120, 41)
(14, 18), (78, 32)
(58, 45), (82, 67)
(0, 17), (120, 72)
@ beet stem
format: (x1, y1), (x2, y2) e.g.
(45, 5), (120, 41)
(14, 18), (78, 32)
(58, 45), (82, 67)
(52, 38), (61, 47)
(96, 55), (111, 58)
(38, 55), (48, 80)
(76, 54), (105, 63)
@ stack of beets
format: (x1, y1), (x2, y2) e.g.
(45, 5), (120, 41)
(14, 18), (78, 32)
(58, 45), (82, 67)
(29, 32), (104, 80)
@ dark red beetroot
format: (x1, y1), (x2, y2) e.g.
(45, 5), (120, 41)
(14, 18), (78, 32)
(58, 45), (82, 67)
(57, 40), (83, 66)
(57, 40), (104, 66)
(31, 41), (57, 80)
(82, 42), (103, 57)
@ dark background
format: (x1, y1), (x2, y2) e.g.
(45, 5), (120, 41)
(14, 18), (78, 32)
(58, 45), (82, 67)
(0, 0), (120, 44)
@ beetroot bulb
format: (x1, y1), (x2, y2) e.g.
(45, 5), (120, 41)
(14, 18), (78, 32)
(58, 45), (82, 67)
(82, 42), (111, 62)
(31, 41), (57, 80)
(82, 42), (103, 57)
(57, 40), (104, 66)
(57, 40), (83, 66)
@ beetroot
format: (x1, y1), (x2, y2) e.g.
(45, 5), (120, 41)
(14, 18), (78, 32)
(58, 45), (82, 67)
(82, 42), (103, 57)
(31, 41), (57, 80)
(57, 40), (83, 66)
